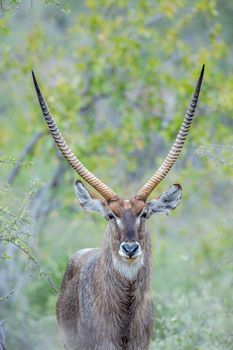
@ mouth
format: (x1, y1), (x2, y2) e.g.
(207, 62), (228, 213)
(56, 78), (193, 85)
(121, 255), (141, 264)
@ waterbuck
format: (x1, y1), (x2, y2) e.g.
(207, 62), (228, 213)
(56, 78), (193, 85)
(32, 65), (204, 350)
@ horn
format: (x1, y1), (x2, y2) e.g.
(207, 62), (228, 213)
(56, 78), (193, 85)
(136, 65), (205, 201)
(32, 71), (119, 202)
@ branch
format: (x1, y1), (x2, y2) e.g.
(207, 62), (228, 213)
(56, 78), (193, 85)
(146, 14), (164, 27)
(0, 321), (6, 350)
(31, 155), (66, 222)
(0, 180), (58, 293)
(0, 289), (15, 303)
(8, 238), (57, 293)
(79, 93), (109, 114)
(7, 131), (44, 184)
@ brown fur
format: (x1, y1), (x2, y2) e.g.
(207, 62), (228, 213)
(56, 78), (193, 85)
(56, 198), (153, 350)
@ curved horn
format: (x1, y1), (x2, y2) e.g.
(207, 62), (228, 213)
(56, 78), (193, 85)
(136, 65), (205, 201)
(32, 71), (119, 202)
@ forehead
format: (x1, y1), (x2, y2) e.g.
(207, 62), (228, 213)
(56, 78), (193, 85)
(108, 198), (145, 217)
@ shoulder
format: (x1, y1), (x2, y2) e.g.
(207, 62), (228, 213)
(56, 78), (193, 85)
(61, 248), (100, 289)
(73, 248), (98, 261)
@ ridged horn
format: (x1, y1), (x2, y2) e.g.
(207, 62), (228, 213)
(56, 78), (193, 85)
(32, 71), (119, 202)
(136, 65), (205, 201)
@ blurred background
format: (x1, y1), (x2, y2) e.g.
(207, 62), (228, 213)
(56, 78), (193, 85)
(0, 0), (233, 349)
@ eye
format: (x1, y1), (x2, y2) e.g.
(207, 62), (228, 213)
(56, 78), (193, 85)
(141, 212), (147, 219)
(108, 213), (115, 220)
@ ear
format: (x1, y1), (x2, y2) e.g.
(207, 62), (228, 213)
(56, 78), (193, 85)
(74, 180), (107, 216)
(147, 184), (182, 217)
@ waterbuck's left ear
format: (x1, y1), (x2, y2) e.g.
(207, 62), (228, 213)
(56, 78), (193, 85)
(147, 184), (182, 217)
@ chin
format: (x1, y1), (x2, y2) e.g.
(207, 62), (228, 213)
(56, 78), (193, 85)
(112, 254), (144, 280)
(122, 256), (141, 264)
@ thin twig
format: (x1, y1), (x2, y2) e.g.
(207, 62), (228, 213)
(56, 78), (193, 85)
(8, 238), (57, 293)
(0, 289), (15, 303)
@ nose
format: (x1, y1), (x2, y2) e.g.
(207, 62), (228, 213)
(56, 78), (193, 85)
(121, 242), (139, 258)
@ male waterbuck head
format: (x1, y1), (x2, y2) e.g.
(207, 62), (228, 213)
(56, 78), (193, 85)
(74, 180), (182, 278)
(32, 66), (204, 350)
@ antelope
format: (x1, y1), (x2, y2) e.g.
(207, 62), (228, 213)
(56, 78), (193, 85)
(32, 65), (204, 350)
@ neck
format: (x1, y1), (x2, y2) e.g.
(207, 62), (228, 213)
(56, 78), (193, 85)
(101, 224), (152, 293)
(94, 229), (152, 347)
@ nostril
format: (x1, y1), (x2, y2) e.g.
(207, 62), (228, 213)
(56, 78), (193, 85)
(131, 244), (139, 255)
(122, 244), (129, 254)
(121, 243), (139, 257)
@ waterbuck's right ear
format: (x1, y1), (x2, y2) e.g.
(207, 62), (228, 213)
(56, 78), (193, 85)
(74, 180), (107, 216)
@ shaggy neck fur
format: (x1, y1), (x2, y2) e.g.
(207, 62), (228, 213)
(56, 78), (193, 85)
(112, 255), (144, 280)
(94, 224), (152, 348)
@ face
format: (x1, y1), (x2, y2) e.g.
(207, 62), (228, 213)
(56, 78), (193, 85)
(75, 181), (182, 279)
(107, 198), (146, 263)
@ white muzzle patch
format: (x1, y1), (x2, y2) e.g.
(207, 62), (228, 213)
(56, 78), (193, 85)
(112, 242), (143, 280)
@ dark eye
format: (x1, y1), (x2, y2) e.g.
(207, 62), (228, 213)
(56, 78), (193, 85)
(108, 213), (115, 220)
(141, 212), (147, 219)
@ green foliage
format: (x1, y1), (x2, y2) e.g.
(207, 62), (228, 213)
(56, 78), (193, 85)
(152, 287), (233, 349)
(0, 0), (70, 14)
(0, 160), (57, 295)
(197, 144), (233, 169)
